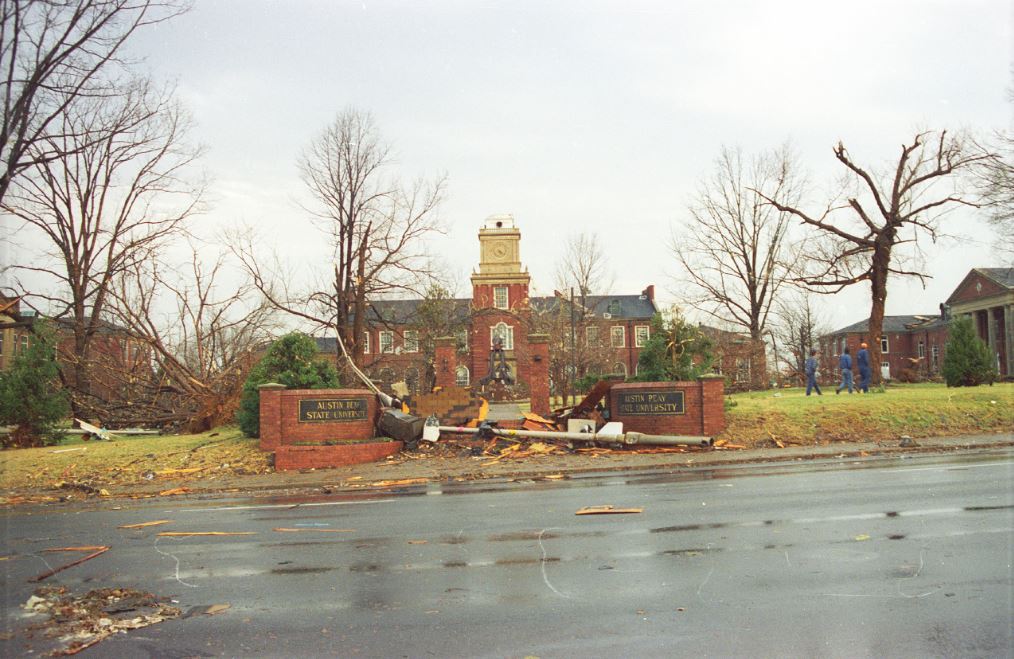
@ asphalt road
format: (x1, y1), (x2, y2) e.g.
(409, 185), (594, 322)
(3, 450), (1012, 658)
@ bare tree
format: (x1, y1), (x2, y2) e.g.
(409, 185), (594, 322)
(0, 0), (187, 204)
(235, 108), (446, 379)
(770, 290), (828, 385)
(672, 145), (801, 390)
(977, 134), (1014, 263)
(550, 232), (614, 400)
(2, 79), (203, 414)
(109, 246), (279, 430)
(759, 130), (991, 384)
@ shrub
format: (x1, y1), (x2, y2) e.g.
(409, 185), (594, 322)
(0, 321), (69, 447)
(236, 333), (340, 437)
(941, 316), (998, 387)
(633, 311), (714, 382)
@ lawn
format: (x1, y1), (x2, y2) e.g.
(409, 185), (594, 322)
(0, 426), (269, 499)
(721, 382), (1014, 446)
(1, 383), (1010, 498)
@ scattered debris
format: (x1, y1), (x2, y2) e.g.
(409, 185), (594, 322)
(408, 540), (428, 545)
(899, 436), (919, 447)
(575, 505), (644, 515)
(118, 520), (172, 530)
(854, 534), (871, 541)
(371, 477), (429, 487)
(156, 532), (255, 537)
(50, 447), (86, 454)
(30, 547), (110, 582)
(204, 603), (230, 616)
(21, 586), (180, 656)
(157, 487), (191, 496)
(154, 467), (207, 477)
(272, 528), (354, 533)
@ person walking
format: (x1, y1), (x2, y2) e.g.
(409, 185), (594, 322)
(836, 346), (854, 394)
(856, 342), (872, 393)
(805, 348), (822, 396)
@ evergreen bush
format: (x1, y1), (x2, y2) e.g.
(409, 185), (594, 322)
(0, 321), (69, 447)
(633, 311), (714, 382)
(236, 333), (341, 437)
(941, 316), (997, 387)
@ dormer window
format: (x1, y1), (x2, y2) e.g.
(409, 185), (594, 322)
(607, 299), (621, 316)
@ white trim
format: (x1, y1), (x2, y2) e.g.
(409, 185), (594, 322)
(404, 329), (419, 353)
(493, 285), (509, 310)
(491, 322), (514, 350)
(455, 366), (470, 387)
(634, 324), (650, 348)
(379, 330), (394, 354)
(610, 326), (625, 348)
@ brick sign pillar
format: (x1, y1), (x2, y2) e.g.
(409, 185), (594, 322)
(258, 382), (286, 451)
(528, 333), (550, 416)
(699, 374), (726, 436)
(434, 336), (457, 390)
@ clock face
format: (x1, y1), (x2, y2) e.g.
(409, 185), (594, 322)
(491, 242), (509, 260)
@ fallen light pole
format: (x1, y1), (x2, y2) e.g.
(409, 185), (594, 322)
(435, 424), (713, 448)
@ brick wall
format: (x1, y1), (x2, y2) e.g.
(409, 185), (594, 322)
(258, 387), (378, 450)
(275, 441), (402, 471)
(434, 336), (457, 389)
(608, 377), (725, 437)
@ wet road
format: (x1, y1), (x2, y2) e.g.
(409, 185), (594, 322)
(2, 450), (1012, 657)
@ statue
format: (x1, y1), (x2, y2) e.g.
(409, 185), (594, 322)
(479, 336), (514, 386)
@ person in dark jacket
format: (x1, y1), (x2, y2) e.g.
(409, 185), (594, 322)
(805, 348), (822, 396)
(836, 346), (854, 394)
(856, 342), (872, 393)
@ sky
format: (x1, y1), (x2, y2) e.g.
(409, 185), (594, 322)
(7, 0), (1013, 332)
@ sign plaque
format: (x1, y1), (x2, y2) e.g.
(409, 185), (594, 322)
(298, 398), (369, 422)
(616, 390), (685, 416)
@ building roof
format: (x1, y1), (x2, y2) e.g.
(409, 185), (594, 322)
(976, 267), (1014, 289)
(361, 298), (472, 325)
(531, 293), (657, 320)
(828, 314), (947, 336)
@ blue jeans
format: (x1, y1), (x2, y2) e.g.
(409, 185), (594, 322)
(806, 374), (822, 395)
(858, 369), (871, 393)
(836, 369), (853, 393)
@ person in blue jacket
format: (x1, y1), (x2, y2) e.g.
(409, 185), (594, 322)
(836, 346), (854, 394)
(805, 348), (822, 396)
(856, 342), (872, 393)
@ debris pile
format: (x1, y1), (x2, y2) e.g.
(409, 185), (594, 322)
(22, 586), (180, 656)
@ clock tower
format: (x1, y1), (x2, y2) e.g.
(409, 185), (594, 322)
(470, 214), (532, 387)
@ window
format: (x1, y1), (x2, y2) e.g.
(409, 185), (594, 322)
(20, 335), (28, 352)
(634, 325), (650, 348)
(585, 326), (599, 347)
(379, 330), (394, 354)
(455, 366), (470, 387)
(607, 299), (621, 316)
(0, 334), (4, 355)
(362, 332), (370, 354)
(610, 326), (625, 348)
(455, 329), (469, 352)
(494, 286), (508, 310)
(917, 341), (925, 358)
(735, 357), (750, 383)
(880, 337), (889, 354)
(404, 330), (419, 353)
(612, 362), (627, 377)
(405, 368), (420, 394)
(931, 345), (939, 370)
(491, 322), (514, 350)
(378, 367), (396, 383)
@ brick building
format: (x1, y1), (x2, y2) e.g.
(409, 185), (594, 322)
(315, 215), (754, 396)
(820, 267), (1014, 381)
(0, 295), (34, 371)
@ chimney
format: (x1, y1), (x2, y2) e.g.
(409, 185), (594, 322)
(939, 303), (949, 320)
(642, 285), (655, 301)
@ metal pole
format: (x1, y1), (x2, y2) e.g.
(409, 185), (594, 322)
(570, 286), (576, 408)
(436, 425), (713, 447)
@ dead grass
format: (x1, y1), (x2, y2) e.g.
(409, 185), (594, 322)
(720, 382), (1014, 447)
(0, 426), (270, 497)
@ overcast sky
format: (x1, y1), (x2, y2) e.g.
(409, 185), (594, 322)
(11, 0), (1012, 331)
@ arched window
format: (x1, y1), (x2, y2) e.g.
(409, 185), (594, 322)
(405, 368), (420, 394)
(490, 322), (514, 350)
(455, 366), (470, 387)
(378, 368), (396, 384)
(612, 362), (627, 377)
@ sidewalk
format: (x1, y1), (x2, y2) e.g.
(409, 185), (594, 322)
(122, 432), (1014, 500)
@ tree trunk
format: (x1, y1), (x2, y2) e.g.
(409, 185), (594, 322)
(867, 244), (891, 386)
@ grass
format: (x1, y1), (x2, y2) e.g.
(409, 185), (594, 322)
(0, 426), (269, 497)
(1, 383), (1010, 496)
(721, 382), (1014, 446)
